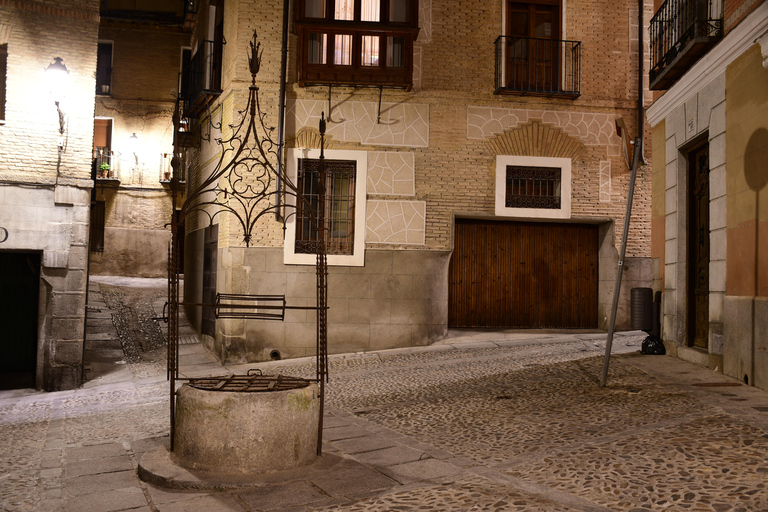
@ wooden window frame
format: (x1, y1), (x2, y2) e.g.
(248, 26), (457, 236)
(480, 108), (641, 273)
(295, 0), (419, 89)
(295, 158), (357, 256)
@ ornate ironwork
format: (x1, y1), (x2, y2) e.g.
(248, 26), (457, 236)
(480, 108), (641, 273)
(167, 30), (330, 455)
(649, 0), (722, 89)
(505, 166), (561, 209)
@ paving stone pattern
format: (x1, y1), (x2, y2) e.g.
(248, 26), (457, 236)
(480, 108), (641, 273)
(1, 279), (768, 511)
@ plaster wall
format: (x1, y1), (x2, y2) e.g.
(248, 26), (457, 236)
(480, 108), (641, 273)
(723, 45), (768, 389)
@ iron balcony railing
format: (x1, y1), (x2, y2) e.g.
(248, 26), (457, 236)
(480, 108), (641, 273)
(93, 149), (119, 180)
(649, 0), (722, 89)
(495, 36), (580, 98)
(180, 39), (223, 118)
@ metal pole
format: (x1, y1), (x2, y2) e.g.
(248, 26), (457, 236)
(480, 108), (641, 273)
(601, 138), (642, 386)
(275, 0), (290, 221)
(601, 0), (646, 387)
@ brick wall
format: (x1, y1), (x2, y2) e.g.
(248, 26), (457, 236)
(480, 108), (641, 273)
(0, 0), (100, 390)
(183, 0), (654, 358)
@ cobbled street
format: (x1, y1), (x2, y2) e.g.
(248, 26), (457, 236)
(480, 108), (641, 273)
(1, 277), (768, 512)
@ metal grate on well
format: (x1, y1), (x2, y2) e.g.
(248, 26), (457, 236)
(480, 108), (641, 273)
(186, 370), (311, 392)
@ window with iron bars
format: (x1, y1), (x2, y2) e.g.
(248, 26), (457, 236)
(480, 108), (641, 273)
(295, 158), (357, 255)
(505, 165), (561, 209)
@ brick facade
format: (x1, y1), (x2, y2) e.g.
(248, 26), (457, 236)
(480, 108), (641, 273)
(182, 0), (654, 363)
(89, 21), (189, 278)
(0, 0), (99, 390)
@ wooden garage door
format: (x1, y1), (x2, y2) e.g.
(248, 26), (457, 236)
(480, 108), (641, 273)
(449, 219), (598, 328)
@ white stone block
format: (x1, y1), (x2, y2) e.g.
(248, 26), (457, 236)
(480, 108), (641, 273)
(665, 238), (678, 263)
(666, 162), (678, 189)
(44, 250), (69, 269)
(685, 95), (698, 141)
(709, 132), (726, 168)
(710, 165), (726, 199)
(710, 196), (727, 230)
(709, 101), (726, 138)
(665, 262), (677, 285)
(709, 291), (724, 324)
(665, 212), (678, 241)
(665, 136), (678, 166)
(665, 187), (678, 213)
(709, 260), (726, 292)
(710, 228), (727, 261)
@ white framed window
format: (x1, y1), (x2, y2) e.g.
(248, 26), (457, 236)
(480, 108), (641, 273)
(284, 148), (367, 266)
(495, 155), (571, 219)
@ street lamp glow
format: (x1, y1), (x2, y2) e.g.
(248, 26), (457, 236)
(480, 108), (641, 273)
(45, 57), (70, 104)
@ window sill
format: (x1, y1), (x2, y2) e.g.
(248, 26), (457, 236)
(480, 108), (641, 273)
(494, 88), (580, 99)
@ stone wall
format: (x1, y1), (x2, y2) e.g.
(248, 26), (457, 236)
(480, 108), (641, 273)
(0, 0), (100, 390)
(90, 21), (187, 277)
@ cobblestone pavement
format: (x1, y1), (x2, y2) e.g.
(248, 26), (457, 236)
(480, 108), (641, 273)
(2, 279), (768, 511)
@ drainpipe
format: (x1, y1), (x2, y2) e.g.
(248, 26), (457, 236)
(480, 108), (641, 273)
(601, 0), (646, 387)
(275, 0), (290, 221)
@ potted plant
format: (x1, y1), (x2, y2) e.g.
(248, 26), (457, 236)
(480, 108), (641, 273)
(99, 162), (110, 178)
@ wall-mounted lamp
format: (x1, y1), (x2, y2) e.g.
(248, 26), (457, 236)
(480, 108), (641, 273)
(45, 57), (70, 138)
(128, 132), (139, 165)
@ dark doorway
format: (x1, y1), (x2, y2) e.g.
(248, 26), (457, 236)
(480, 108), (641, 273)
(0, 252), (41, 389)
(688, 141), (710, 349)
(202, 224), (218, 338)
(449, 219), (598, 328)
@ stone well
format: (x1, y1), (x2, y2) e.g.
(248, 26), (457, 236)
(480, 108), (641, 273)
(172, 379), (319, 474)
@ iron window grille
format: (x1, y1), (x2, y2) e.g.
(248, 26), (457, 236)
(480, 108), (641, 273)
(295, 158), (356, 255)
(505, 166), (561, 209)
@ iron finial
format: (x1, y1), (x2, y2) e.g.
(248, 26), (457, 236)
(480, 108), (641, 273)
(248, 30), (262, 79)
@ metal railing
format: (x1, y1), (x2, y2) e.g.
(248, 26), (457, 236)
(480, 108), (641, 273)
(650, 0), (722, 87)
(93, 149), (119, 180)
(180, 39), (223, 117)
(495, 36), (580, 97)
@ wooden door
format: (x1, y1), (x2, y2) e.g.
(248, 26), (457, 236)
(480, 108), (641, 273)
(449, 219), (598, 328)
(202, 224), (218, 338)
(506, 1), (559, 92)
(688, 143), (709, 349)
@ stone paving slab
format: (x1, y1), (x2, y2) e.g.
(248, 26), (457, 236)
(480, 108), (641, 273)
(2, 282), (767, 512)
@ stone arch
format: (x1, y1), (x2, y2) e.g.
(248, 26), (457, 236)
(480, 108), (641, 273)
(484, 120), (585, 160)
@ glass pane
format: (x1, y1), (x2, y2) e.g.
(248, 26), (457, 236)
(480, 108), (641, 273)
(305, 0), (325, 18)
(389, 0), (409, 22)
(334, 34), (352, 65)
(361, 35), (380, 66)
(386, 36), (404, 67)
(308, 33), (327, 64)
(508, 10), (528, 36)
(334, 0), (353, 20)
(361, 0), (380, 21)
(534, 14), (552, 38)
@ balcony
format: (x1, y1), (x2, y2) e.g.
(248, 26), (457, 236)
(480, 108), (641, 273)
(93, 149), (120, 184)
(180, 40), (223, 119)
(650, 0), (723, 90)
(495, 36), (581, 98)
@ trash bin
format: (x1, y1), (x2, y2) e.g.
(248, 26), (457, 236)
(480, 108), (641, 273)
(630, 287), (653, 331)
